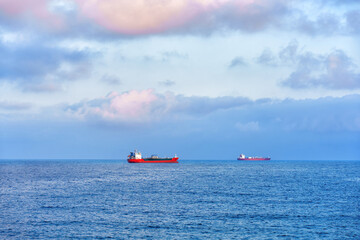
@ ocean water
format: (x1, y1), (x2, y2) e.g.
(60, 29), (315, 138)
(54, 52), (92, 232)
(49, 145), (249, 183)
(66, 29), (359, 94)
(0, 160), (359, 239)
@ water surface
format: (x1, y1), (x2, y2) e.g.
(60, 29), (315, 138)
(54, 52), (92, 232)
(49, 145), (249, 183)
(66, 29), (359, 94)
(0, 160), (359, 239)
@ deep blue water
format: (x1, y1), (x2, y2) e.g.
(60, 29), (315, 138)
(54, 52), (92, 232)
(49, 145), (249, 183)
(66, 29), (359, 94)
(0, 160), (359, 239)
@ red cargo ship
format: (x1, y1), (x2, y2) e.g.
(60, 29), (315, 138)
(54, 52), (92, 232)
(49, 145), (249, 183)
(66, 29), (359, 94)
(127, 150), (179, 163)
(237, 154), (270, 161)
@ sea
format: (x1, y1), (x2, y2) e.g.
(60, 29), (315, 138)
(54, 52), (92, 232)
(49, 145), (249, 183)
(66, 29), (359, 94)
(0, 160), (359, 239)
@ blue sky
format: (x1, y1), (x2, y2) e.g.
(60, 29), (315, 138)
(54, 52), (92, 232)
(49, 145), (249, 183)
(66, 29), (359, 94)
(0, 0), (359, 160)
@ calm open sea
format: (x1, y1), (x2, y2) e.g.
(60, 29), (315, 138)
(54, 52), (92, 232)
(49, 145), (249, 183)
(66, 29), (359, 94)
(0, 160), (359, 239)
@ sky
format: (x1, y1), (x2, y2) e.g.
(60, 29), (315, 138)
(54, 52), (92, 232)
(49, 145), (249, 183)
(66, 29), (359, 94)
(0, 0), (359, 160)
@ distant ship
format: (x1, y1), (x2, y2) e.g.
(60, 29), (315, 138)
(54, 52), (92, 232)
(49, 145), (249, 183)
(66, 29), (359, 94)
(237, 154), (270, 161)
(127, 150), (179, 163)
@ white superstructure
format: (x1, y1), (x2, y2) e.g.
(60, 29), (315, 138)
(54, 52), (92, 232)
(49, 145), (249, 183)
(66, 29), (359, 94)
(129, 150), (142, 159)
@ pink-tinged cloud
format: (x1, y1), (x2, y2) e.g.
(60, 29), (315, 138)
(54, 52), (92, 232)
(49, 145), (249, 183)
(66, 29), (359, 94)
(105, 89), (158, 119)
(73, 0), (289, 35)
(66, 89), (256, 123)
(71, 89), (160, 122)
(0, 0), (291, 35)
(73, 0), (207, 35)
(0, 0), (64, 29)
(0, 0), (46, 15)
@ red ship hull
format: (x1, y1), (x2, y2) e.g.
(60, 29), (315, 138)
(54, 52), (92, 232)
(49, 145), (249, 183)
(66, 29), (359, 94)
(237, 157), (270, 161)
(128, 157), (179, 163)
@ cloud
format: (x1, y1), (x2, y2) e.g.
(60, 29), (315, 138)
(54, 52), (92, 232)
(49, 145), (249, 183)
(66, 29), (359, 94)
(256, 48), (277, 66)
(271, 95), (360, 132)
(173, 95), (255, 115)
(294, 13), (341, 36)
(0, 0), (291, 36)
(0, 36), (90, 92)
(229, 57), (247, 68)
(258, 40), (299, 66)
(320, 0), (360, 5)
(0, 101), (32, 110)
(142, 51), (188, 63)
(78, 0), (290, 35)
(65, 89), (259, 123)
(278, 40), (299, 63)
(219, 94), (360, 133)
(282, 50), (360, 89)
(22, 82), (63, 93)
(66, 89), (161, 122)
(346, 10), (360, 34)
(159, 80), (176, 87)
(101, 74), (121, 85)
(0, 0), (66, 30)
(2, 93), (359, 160)
(289, 7), (360, 36)
(1, 0), (359, 38)
(215, 0), (289, 32)
(161, 51), (188, 61)
(255, 41), (360, 90)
